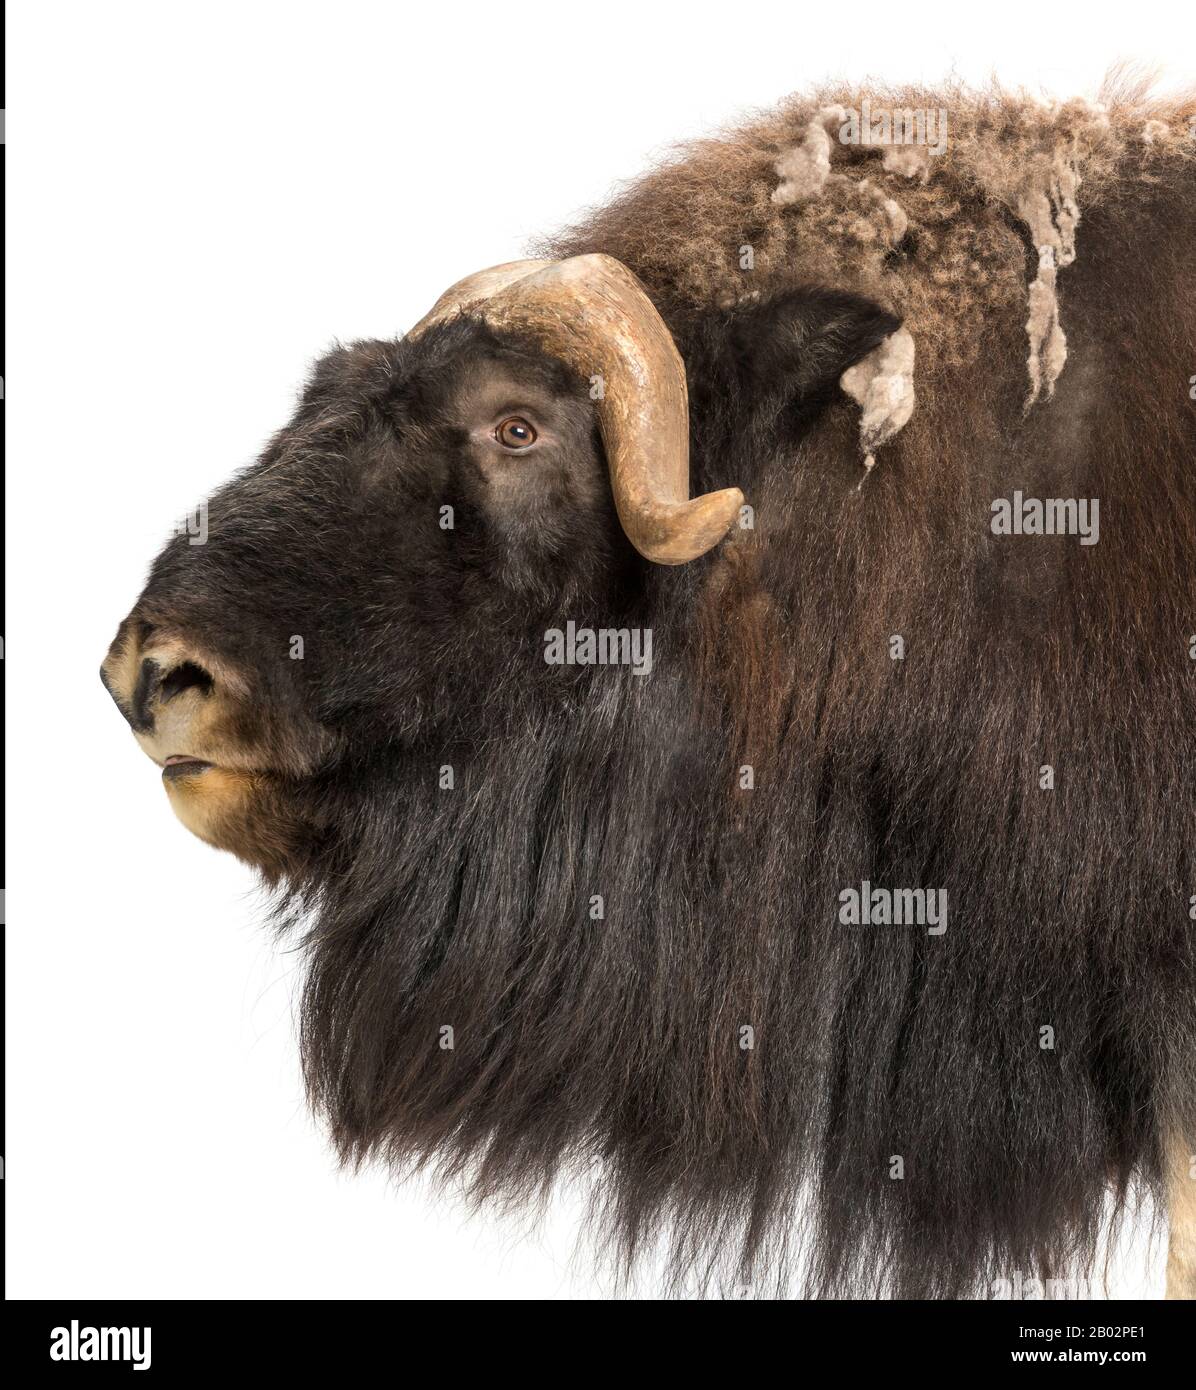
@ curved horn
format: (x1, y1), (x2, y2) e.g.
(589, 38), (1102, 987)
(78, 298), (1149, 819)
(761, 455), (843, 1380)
(410, 254), (743, 565)
(408, 259), (555, 336)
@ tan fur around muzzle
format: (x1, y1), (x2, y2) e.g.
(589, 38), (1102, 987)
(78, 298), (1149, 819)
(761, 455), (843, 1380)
(411, 253), (744, 565)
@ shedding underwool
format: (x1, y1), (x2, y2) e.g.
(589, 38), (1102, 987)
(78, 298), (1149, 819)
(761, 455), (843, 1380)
(773, 107), (920, 467)
(765, 101), (1138, 455)
(839, 327), (916, 474)
(771, 106), (848, 206)
(1015, 153), (1081, 407)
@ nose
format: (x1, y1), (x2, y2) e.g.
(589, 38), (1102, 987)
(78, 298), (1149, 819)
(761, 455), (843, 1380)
(130, 656), (214, 731)
(100, 625), (215, 734)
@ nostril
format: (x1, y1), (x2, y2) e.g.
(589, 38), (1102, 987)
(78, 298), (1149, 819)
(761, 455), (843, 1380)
(116, 654), (216, 734)
(131, 658), (161, 732)
(159, 660), (214, 703)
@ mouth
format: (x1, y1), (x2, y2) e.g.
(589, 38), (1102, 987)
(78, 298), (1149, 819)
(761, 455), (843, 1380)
(162, 754), (214, 781)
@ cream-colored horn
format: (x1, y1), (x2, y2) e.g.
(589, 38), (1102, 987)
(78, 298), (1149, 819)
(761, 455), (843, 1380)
(410, 254), (743, 565)
(409, 260), (555, 336)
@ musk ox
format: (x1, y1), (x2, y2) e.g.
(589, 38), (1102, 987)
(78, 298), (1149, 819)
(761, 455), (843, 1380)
(102, 79), (1196, 1299)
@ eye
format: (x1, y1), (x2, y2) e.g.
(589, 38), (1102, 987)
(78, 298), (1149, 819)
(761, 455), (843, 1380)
(495, 416), (538, 450)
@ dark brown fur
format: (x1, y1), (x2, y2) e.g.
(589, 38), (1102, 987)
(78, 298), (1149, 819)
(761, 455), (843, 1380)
(106, 79), (1196, 1296)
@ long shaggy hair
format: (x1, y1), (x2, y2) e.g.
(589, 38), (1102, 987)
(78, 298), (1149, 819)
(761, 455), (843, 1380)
(294, 80), (1196, 1296)
(127, 78), (1196, 1297)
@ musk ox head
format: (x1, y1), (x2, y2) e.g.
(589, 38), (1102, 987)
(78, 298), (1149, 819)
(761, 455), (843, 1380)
(100, 254), (892, 881)
(100, 257), (747, 874)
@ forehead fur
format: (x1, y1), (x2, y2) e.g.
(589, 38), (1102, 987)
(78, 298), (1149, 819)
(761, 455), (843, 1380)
(295, 317), (587, 433)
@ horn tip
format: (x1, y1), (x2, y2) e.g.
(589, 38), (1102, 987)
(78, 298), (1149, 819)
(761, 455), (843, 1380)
(634, 488), (745, 565)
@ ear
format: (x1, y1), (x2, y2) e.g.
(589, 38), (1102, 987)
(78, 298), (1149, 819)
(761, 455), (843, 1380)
(724, 287), (903, 404)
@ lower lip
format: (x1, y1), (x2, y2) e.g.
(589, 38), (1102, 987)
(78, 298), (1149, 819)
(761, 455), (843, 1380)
(162, 757), (213, 780)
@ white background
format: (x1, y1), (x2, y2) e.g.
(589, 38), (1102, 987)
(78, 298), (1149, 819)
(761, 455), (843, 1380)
(7, 0), (1192, 1299)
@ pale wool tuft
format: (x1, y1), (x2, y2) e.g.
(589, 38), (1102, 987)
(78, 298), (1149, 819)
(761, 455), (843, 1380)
(839, 327), (917, 472)
(773, 108), (925, 234)
(881, 144), (933, 182)
(1015, 154), (1081, 407)
(856, 179), (909, 245)
(772, 106), (848, 205)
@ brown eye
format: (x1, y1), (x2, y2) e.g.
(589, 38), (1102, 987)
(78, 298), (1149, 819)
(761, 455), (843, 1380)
(495, 416), (537, 450)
